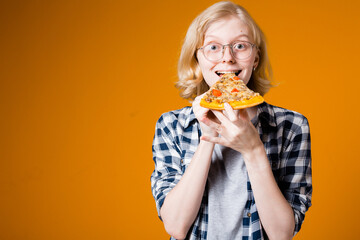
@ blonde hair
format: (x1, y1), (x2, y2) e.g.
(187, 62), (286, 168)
(176, 1), (272, 101)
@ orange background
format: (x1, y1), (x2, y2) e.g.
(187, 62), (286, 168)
(0, 0), (359, 239)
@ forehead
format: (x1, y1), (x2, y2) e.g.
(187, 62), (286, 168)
(204, 16), (252, 42)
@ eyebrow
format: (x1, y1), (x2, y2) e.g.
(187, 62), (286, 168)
(204, 33), (250, 43)
(205, 33), (249, 39)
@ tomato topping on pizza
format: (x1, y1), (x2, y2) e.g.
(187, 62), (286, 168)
(200, 73), (264, 110)
(212, 89), (222, 97)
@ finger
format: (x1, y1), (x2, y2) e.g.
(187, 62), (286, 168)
(194, 92), (206, 102)
(201, 115), (221, 130)
(193, 93), (204, 105)
(206, 110), (221, 124)
(212, 110), (231, 125)
(224, 103), (238, 122)
(193, 94), (210, 111)
(195, 107), (210, 121)
(193, 98), (209, 114)
(200, 135), (222, 144)
(192, 97), (201, 106)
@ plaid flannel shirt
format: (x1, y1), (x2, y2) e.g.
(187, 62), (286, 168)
(151, 102), (312, 240)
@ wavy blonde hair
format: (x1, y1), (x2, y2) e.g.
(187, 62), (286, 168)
(176, 1), (272, 101)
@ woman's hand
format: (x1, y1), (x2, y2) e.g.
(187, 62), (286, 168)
(192, 94), (220, 137)
(200, 102), (263, 155)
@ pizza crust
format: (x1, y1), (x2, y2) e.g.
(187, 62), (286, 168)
(200, 95), (264, 110)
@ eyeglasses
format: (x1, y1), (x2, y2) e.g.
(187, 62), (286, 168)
(198, 41), (257, 62)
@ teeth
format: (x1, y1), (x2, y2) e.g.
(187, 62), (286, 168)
(216, 70), (241, 76)
(217, 71), (237, 74)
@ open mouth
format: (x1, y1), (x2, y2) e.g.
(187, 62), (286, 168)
(215, 70), (241, 77)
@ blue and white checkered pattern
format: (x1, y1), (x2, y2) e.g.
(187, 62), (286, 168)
(151, 102), (312, 240)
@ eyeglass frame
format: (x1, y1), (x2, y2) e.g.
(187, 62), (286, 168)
(197, 41), (258, 62)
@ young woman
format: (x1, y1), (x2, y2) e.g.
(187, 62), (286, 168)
(151, 1), (312, 239)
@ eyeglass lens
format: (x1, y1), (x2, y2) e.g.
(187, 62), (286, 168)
(203, 42), (253, 61)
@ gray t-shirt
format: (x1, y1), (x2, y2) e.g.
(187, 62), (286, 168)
(207, 144), (248, 239)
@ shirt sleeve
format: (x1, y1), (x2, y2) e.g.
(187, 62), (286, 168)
(150, 114), (183, 220)
(279, 116), (312, 235)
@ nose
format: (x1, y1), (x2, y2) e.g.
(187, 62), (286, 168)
(222, 45), (236, 63)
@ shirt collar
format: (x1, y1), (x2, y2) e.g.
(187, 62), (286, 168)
(183, 107), (198, 129)
(256, 101), (277, 128)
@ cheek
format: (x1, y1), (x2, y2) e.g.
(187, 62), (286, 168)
(197, 55), (211, 71)
(201, 70), (215, 87)
(197, 55), (216, 84)
(240, 56), (257, 84)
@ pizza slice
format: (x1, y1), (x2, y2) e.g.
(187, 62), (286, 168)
(200, 73), (264, 110)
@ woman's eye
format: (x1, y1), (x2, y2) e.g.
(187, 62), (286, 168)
(208, 44), (220, 51)
(234, 43), (246, 50)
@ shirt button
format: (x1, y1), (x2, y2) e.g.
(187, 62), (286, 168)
(247, 212), (251, 217)
(180, 159), (184, 164)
